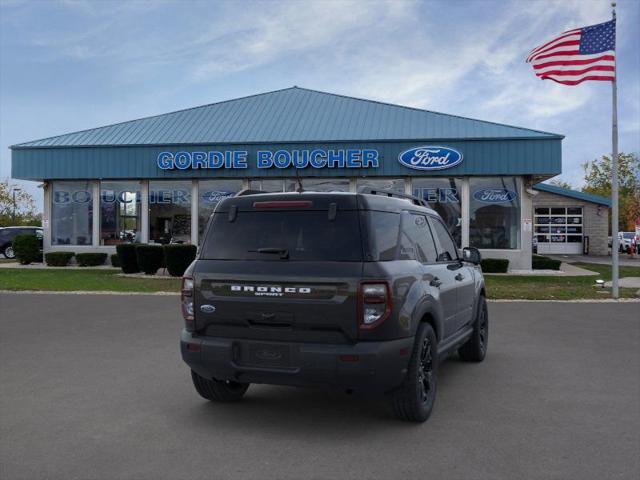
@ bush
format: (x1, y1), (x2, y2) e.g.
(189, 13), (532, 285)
(45, 252), (74, 267)
(480, 258), (509, 273)
(135, 245), (164, 275)
(75, 253), (107, 267)
(163, 244), (197, 277)
(532, 255), (562, 270)
(110, 254), (121, 268)
(116, 244), (139, 273)
(12, 234), (41, 265)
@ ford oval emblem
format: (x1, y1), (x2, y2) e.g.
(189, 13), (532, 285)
(200, 304), (216, 313)
(473, 188), (518, 203)
(398, 146), (463, 171)
(255, 349), (283, 360)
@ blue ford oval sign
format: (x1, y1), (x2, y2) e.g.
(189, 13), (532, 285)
(473, 188), (518, 203)
(398, 146), (463, 171)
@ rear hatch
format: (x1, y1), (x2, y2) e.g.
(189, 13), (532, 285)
(193, 193), (363, 344)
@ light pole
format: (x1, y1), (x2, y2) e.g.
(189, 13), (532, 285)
(12, 187), (22, 224)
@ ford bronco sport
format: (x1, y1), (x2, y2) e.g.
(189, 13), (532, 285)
(180, 189), (487, 422)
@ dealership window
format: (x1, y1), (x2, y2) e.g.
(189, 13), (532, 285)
(412, 177), (462, 247)
(149, 181), (192, 244)
(469, 177), (520, 249)
(51, 181), (93, 246)
(249, 179), (284, 192)
(285, 178), (350, 192)
(356, 178), (405, 194)
(198, 179), (243, 241)
(534, 206), (583, 250)
(100, 181), (141, 245)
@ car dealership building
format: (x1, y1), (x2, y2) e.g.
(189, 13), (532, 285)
(10, 87), (611, 269)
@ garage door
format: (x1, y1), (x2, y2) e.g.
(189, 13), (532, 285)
(535, 207), (583, 254)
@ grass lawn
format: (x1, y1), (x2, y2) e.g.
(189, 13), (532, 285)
(0, 262), (638, 299)
(484, 263), (640, 300)
(0, 268), (181, 293)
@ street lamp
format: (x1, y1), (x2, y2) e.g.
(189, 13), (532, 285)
(12, 187), (22, 224)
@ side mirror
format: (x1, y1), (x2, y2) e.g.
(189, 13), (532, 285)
(462, 247), (481, 265)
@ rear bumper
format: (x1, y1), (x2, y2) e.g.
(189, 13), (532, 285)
(181, 330), (413, 393)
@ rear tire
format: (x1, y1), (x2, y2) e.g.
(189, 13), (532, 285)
(3, 245), (15, 259)
(191, 370), (249, 402)
(458, 295), (488, 362)
(389, 323), (438, 423)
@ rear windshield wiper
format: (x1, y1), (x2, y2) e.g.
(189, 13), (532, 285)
(249, 247), (289, 259)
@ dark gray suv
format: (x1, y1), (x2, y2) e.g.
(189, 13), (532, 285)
(180, 189), (487, 422)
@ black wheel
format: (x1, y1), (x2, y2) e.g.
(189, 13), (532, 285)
(389, 323), (438, 422)
(3, 245), (15, 259)
(190, 370), (249, 402)
(458, 295), (488, 362)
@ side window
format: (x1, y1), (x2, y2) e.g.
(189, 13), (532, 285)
(364, 211), (401, 261)
(429, 217), (458, 262)
(401, 213), (438, 263)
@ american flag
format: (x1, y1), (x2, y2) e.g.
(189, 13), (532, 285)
(526, 19), (616, 85)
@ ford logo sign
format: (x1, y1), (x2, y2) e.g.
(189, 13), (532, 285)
(200, 304), (216, 313)
(398, 146), (463, 171)
(473, 188), (518, 203)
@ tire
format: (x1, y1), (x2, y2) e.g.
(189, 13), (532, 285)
(458, 295), (488, 362)
(389, 323), (438, 423)
(190, 370), (249, 402)
(3, 245), (15, 259)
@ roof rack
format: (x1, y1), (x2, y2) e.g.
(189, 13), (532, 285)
(358, 187), (428, 207)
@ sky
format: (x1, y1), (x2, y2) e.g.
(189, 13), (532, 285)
(1, 0), (639, 211)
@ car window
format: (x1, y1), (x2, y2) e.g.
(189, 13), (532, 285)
(201, 210), (363, 261)
(401, 213), (438, 263)
(364, 211), (401, 261)
(429, 217), (459, 262)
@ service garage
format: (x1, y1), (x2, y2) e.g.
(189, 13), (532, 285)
(10, 87), (610, 269)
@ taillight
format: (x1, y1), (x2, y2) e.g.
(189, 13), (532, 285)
(181, 276), (195, 331)
(358, 282), (392, 330)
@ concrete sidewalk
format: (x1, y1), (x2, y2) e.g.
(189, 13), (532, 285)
(547, 254), (640, 267)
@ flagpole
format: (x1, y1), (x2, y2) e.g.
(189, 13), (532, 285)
(611, 1), (619, 299)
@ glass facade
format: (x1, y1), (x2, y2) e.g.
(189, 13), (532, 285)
(469, 177), (520, 249)
(51, 181), (93, 245)
(413, 177), (462, 247)
(356, 178), (405, 193)
(100, 181), (141, 245)
(198, 179), (243, 241)
(149, 181), (192, 244)
(249, 179), (284, 192)
(286, 178), (350, 192)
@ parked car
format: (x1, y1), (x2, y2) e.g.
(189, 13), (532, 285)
(180, 189), (487, 422)
(0, 226), (43, 259)
(619, 232), (635, 253)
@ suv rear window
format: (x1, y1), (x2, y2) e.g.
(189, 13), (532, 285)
(201, 211), (363, 261)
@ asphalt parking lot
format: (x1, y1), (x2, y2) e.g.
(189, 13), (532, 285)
(1, 294), (638, 480)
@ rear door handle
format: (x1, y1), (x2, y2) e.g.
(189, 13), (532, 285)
(455, 273), (465, 281)
(430, 277), (442, 288)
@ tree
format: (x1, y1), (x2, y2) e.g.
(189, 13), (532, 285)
(0, 180), (41, 227)
(582, 153), (640, 231)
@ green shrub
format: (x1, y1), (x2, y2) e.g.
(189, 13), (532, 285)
(163, 244), (197, 277)
(532, 255), (562, 270)
(75, 253), (108, 267)
(135, 245), (164, 275)
(116, 244), (139, 273)
(45, 252), (74, 267)
(110, 254), (121, 268)
(480, 258), (509, 273)
(12, 234), (41, 265)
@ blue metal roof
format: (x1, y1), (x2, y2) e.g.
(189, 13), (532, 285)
(533, 183), (611, 206)
(12, 87), (562, 148)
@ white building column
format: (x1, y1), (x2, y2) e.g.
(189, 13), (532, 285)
(405, 177), (412, 196)
(140, 180), (149, 243)
(92, 181), (100, 246)
(520, 177), (533, 270)
(461, 178), (470, 248)
(191, 180), (199, 246)
(43, 182), (52, 252)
